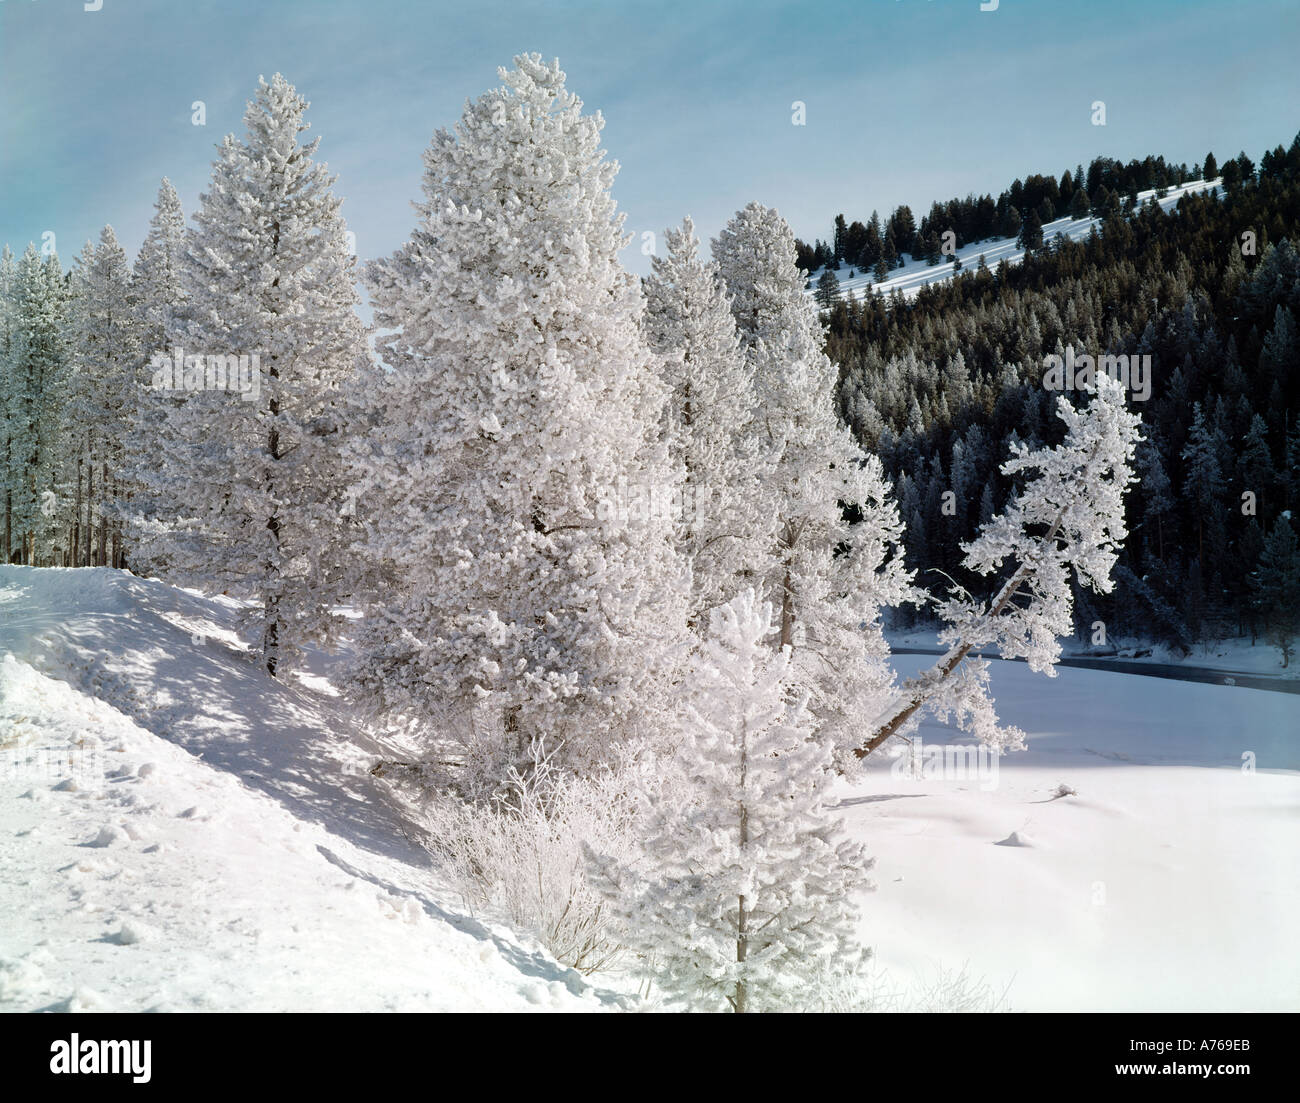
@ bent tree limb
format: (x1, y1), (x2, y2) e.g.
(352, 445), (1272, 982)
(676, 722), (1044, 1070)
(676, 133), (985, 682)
(856, 510), (1065, 759)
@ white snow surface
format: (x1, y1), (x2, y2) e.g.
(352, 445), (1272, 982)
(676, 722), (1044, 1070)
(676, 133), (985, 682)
(2, 565), (1296, 1012)
(845, 653), (1299, 1011)
(0, 566), (620, 1012)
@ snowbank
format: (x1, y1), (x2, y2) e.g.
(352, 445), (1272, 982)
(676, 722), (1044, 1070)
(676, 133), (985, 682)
(0, 566), (620, 1012)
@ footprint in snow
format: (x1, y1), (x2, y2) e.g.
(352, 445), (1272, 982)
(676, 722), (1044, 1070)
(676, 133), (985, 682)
(45, 987), (111, 1012)
(104, 919), (156, 946)
(83, 824), (125, 848)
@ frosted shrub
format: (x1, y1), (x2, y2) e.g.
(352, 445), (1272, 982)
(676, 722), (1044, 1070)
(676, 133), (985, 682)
(806, 958), (1011, 1013)
(421, 739), (652, 975)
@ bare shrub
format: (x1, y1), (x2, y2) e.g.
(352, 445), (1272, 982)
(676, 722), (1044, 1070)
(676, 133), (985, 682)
(421, 738), (653, 975)
(806, 957), (1012, 1013)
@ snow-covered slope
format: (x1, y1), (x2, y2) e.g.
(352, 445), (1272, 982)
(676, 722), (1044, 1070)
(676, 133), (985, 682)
(0, 566), (618, 1012)
(809, 178), (1222, 302)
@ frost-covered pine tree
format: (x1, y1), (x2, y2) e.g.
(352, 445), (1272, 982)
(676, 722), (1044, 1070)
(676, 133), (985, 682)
(6, 244), (70, 564)
(352, 55), (688, 781)
(132, 179), (186, 350)
(642, 216), (771, 624)
(121, 179), (187, 573)
(0, 244), (16, 561)
(158, 74), (365, 675)
(586, 589), (871, 1012)
(712, 203), (914, 762)
(861, 375), (1142, 756)
(62, 226), (139, 568)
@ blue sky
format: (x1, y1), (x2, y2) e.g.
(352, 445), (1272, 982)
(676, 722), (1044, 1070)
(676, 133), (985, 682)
(2, 0), (1297, 282)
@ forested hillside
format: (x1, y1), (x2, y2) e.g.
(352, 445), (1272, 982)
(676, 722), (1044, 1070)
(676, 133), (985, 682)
(804, 136), (1300, 656)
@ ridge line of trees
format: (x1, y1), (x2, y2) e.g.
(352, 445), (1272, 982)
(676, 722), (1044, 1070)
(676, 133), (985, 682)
(795, 148), (1274, 277)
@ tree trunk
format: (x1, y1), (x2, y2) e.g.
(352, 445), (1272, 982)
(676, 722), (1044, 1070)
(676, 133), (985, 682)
(779, 569), (795, 651)
(734, 717), (750, 1014)
(264, 602), (279, 677)
(98, 461), (109, 567)
(778, 522), (796, 651)
(263, 413), (281, 677)
(73, 460), (83, 568)
(504, 703), (525, 761)
(85, 454), (94, 568)
(262, 222), (283, 678)
(857, 504), (1067, 759)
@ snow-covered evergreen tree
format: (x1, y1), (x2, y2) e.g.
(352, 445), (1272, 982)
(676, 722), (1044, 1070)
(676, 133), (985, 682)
(0, 244), (15, 561)
(156, 74), (365, 675)
(133, 180), (186, 351)
(6, 244), (71, 565)
(641, 216), (770, 624)
(62, 226), (139, 568)
(351, 55), (688, 781)
(712, 202), (914, 763)
(586, 588), (871, 1012)
(121, 179), (187, 573)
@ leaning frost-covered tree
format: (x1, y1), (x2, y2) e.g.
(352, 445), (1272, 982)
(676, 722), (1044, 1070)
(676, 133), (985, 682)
(712, 205), (1142, 763)
(156, 74), (364, 675)
(62, 226), (139, 569)
(712, 203), (914, 763)
(352, 55), (688, 782)
(586, 588), (871, 1013)
(121, 179), (187, 574)
(642, 216), (772, 625)
(859, 375), (1142, 757)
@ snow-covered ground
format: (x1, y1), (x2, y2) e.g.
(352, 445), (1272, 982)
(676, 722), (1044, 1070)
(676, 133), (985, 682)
(2, 565), (1295, 1012)
(0, 566), (620, 1012)
(846, 654), (1300, 1011)
(808, 178), (1222, 302)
